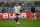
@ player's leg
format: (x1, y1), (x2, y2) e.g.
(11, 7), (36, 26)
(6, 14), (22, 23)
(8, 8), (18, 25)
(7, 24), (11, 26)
(16, 14), (20, 25)
(31, 12), (33, 21)
(14, 17), (17, 21)
(14, 13), (20, 24)
(32, 13), (33, 21)
(34, 13), (36, 20)
(16, 15), (19, 23)
(14, 13), (19, 22)
(14, 14), (17, 21)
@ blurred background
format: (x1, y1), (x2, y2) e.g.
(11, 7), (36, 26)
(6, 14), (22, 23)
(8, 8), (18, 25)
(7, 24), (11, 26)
(0, 0), (40, 12)
(0, 0), (40, 27)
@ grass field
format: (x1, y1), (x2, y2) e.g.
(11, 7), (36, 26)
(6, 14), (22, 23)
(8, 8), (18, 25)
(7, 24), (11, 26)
(0, 18), (40, 27)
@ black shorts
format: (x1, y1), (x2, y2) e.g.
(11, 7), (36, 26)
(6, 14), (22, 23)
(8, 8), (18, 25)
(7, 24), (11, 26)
(15, 13), (20, 17)
(31, 11), (35, 13)
(15, 13), (19, 20)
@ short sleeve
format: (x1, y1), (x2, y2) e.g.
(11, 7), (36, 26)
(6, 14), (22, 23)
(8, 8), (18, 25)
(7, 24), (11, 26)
(19, 6), (22, 8)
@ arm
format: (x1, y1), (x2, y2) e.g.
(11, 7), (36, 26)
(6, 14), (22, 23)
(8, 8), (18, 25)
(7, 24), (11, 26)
(11, 9), (14, 12)
(20, 7), (23, 10)
(10, 8), (14, 13)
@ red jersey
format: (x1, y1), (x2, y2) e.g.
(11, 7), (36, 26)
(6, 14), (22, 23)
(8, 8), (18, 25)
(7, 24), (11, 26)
(2, 8), (6, 12)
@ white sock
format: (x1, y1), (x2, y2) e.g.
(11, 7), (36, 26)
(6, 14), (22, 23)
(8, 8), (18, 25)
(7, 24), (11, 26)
(32, 17), (33, 21)
(35, 17), (36, 20)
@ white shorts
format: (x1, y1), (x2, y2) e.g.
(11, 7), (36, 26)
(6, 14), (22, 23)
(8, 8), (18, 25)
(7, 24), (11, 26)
(32, 13), (35, 15)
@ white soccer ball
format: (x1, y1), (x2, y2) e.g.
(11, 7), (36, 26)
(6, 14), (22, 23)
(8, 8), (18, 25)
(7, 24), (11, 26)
(17, 22), (20, 25)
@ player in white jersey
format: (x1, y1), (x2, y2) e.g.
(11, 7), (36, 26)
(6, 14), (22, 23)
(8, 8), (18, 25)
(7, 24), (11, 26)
(11, 2), (22, 24)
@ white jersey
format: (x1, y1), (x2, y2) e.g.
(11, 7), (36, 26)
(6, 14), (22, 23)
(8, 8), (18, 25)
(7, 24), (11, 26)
(13, 6), (21, 14)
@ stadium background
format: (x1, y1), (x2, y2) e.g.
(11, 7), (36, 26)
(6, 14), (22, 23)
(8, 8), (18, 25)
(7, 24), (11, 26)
(0, 0), (40, 27)
(0, 0), (40, 19)
(0, 0), (40, 12)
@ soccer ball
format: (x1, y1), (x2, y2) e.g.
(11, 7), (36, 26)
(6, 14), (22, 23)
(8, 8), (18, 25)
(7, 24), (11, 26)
(16, 22), (20, 25)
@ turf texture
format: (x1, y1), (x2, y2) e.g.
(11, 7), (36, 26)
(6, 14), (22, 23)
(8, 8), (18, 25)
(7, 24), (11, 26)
(0, 18), (40, 27)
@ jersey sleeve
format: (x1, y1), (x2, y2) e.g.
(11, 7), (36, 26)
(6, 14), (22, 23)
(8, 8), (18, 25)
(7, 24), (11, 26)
(19, 6), (22, 9)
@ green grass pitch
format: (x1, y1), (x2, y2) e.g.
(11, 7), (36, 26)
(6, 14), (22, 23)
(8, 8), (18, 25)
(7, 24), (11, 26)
(0, 18), (40, 27)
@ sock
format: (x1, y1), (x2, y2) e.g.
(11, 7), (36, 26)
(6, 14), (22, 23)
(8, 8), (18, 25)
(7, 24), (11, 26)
(32, 17), (33, 21)
(16, 17), (19, 23)
(35, 17), (36, 20)
(32, 15), (33, 21)
(14, 18), (17, 21)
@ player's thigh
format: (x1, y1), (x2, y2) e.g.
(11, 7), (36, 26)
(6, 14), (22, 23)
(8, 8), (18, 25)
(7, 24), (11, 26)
(31, 13), (34, 16)
(15, 13), (19, 17)
(17, 14), (19, 17)
(33, 13), (35, 16)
